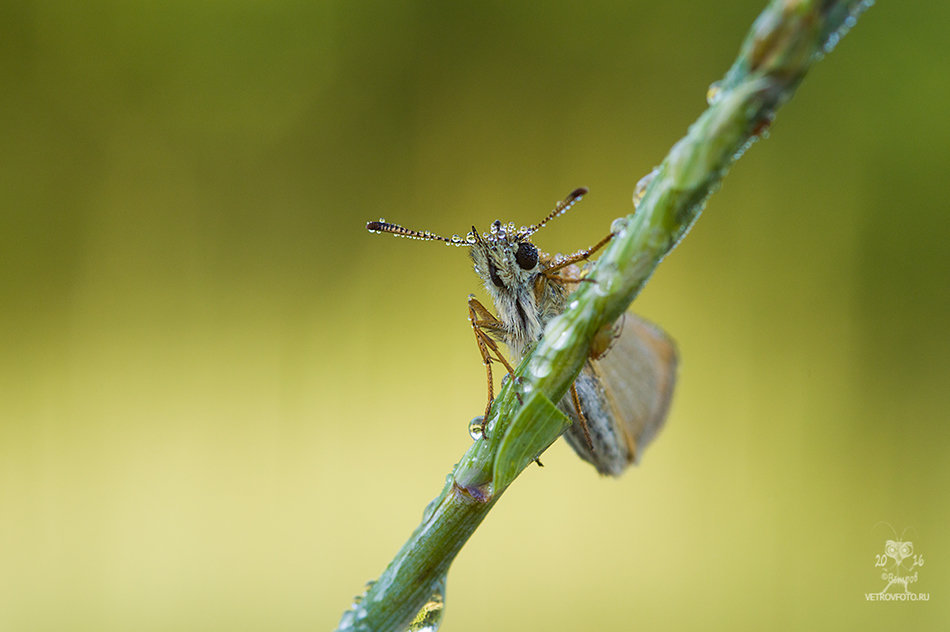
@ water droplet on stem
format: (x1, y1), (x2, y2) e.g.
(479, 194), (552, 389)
(406, 577), (447, 632)
(468, 417), (485, 440)
(633, 168), (659, 208)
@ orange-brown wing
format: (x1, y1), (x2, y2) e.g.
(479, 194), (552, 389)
(560, 313), (677, 476)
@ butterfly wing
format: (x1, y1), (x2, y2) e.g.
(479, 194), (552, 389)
(559, 313), (677, 476)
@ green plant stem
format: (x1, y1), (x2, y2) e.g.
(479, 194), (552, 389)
(336, 1), (871, 630)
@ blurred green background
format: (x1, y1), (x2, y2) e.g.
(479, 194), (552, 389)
(2, 1), (948, 630)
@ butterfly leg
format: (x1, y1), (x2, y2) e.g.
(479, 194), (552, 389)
(542, 231), (615, 278)
(570, 381), (594, 451)
(468, 296), (515, 438)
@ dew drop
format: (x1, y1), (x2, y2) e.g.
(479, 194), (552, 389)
(551, 328), (573, 350)
(821, 0), (872, 55)
(610, 216), (628, 235)
(529, 356), (552, 379)
(633, 167), (659, 208)
(822, 32), (839, 55)
(406, 576), (447, 632)
(336, 583), (375, 632)
(730, 136), (757, 163)
(466, 233), (477, 244)
(706, 80), (724, 105)
(468, 417), (485, 441)
(592, 275), (612, 297)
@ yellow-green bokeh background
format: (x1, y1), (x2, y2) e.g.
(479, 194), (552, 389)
(2, 2), (948, 630)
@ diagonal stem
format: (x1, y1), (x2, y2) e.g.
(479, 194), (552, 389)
(335, 1), (872, 630)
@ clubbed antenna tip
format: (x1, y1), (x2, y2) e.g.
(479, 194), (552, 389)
(524, 186), (590, 235)
(367, 219), (473, 246)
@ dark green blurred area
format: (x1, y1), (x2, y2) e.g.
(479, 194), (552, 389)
(1, 2), (948, 630)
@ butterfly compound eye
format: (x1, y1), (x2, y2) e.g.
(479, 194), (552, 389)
(515, 242), (538, 270)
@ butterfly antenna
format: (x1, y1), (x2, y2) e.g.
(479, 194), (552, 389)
(366, 219), (472, 246)
(523, 187), (589, 236)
